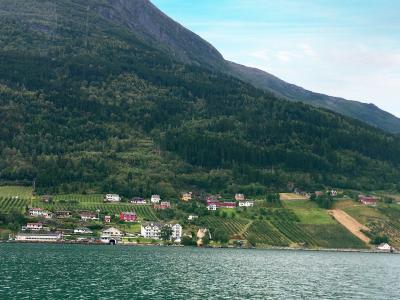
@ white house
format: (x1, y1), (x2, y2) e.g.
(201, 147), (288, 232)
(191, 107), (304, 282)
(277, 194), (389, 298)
(235, 193), (245, 201)
(238, 200), (255, 208)
(377, 243), (392, 252)
(24, 223), (44, 231)
(105, 194), (121, 202)
(102, 227), (123, 238)
(131, 197), (147, 205)
(74, 227), (93, 234)
(15, 232), (62, 242)
(80, 212), (99, 221)
(141, 222), (162, 239)
(151, 195), (161, 203)
(29, 208), (53, 219)
(170, 224), (182, 242)
(188, 215), (198, 221)
(207, 204), (217, 211)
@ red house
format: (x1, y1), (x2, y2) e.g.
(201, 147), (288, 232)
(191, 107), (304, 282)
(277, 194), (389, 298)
(206, 200), (236, 210)
(120, 212), (137, 222)
(359, 195), (378, 206)
(154, 201), (171, 210)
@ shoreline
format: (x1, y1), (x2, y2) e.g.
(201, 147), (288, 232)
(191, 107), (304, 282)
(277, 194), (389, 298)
(2, 240), (398, 255)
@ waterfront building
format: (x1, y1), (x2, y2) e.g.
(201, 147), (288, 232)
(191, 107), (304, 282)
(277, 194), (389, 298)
(15, 232), (62, 242)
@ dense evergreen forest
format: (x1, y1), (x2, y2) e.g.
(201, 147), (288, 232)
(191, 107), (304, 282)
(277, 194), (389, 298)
(0, 0), (400, 197)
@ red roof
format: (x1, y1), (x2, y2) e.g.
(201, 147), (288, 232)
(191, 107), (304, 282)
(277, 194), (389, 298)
(207, 201), (236, 208)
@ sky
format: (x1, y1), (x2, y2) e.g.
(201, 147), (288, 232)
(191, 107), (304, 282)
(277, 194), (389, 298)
(152, 0), (400, 117)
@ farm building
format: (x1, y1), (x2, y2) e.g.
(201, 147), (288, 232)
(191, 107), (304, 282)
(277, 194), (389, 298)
(377, 243), (392, 252)
(102, 227), (123, 238)
(154, 201), (171, 210)
(80, 212), (99, 221)
(181, 192), (192, 202)
(188, 215), (198, 221)
(104, 194), (121, 202)
(238, 200), (254, 207)
(151, 195), (161, 203)
(359, 195), (378, 206)
(206, 201), (236, 210)
(28, 208), (53, 219)
(120, 212), (137, 222)
(22, 223), (44, 231)
(235, 194), (245, 201)
(74, 227), (93, 234)
(131, 197), (147, 205)
(55, 211), (71, 218)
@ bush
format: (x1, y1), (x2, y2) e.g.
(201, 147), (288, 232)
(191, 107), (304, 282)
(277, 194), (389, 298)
(212, 228), (230, 244)
(0, 230), (11, 240)
(247, 233), (257, 247)
(181, 236), (196, 246)
(371, 235), (389, 245)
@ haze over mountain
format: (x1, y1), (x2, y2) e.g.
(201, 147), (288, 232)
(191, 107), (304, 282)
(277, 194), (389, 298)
(97, 0), (400, 133)
(1, 0), (400, 196)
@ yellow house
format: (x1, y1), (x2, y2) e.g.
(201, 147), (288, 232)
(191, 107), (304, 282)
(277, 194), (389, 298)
(181, 192), (192, 202)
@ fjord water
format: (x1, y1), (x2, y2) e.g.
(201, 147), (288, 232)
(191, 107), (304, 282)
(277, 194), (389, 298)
(0, 244), (399, 300)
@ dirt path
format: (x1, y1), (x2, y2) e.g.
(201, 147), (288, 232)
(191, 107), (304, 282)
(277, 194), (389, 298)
(239, 221), (253, 237)
(280, 193), (309, 201)
(328, 209), (371, 244)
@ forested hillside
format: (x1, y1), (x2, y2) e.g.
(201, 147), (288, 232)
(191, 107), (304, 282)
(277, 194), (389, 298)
(1, 0), (400, 198)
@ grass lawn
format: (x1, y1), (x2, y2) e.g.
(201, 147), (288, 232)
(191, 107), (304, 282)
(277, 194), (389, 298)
(284, 201), (335, 225)
(0, 186), (33, 199)
(343, 205), (387, 225)
(53, 194), (104, 203)
(283, 200), (318, 210)
(119, 223), (141, 233)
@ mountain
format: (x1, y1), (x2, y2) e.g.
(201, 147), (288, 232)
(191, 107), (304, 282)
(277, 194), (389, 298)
(95, 0), (400, 133)
(228, 62), (400, 134)
(95, 0), (226, 69)
(1, 0), (400, 197)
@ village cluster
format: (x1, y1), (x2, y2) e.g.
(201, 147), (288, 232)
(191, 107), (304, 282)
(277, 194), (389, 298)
(11, 192), (254, 245)
(9, 190), (394, 251)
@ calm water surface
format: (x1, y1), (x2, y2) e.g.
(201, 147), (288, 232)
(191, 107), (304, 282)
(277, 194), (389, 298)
(0, 243), (399, 299)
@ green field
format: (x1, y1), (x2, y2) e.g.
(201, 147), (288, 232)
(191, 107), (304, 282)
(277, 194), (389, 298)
(53, 194), (104, 203)
(0, 188), (159, 221)
(0, 197), (29, 213)
(301, 224), (367, 249)
(0, 186), (33, 199)
(201, 216), (250, 238)
(284, 200), (335, 225)
(246, 221), (291, 246)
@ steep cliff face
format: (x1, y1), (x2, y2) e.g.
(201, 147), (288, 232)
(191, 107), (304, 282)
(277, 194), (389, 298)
(95, 0), (226, 68)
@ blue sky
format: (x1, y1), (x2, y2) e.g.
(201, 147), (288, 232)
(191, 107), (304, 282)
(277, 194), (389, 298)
(152, 0), (400, 117)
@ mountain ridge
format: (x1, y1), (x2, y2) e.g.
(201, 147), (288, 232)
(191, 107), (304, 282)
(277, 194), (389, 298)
(96, 0), (400, 133)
